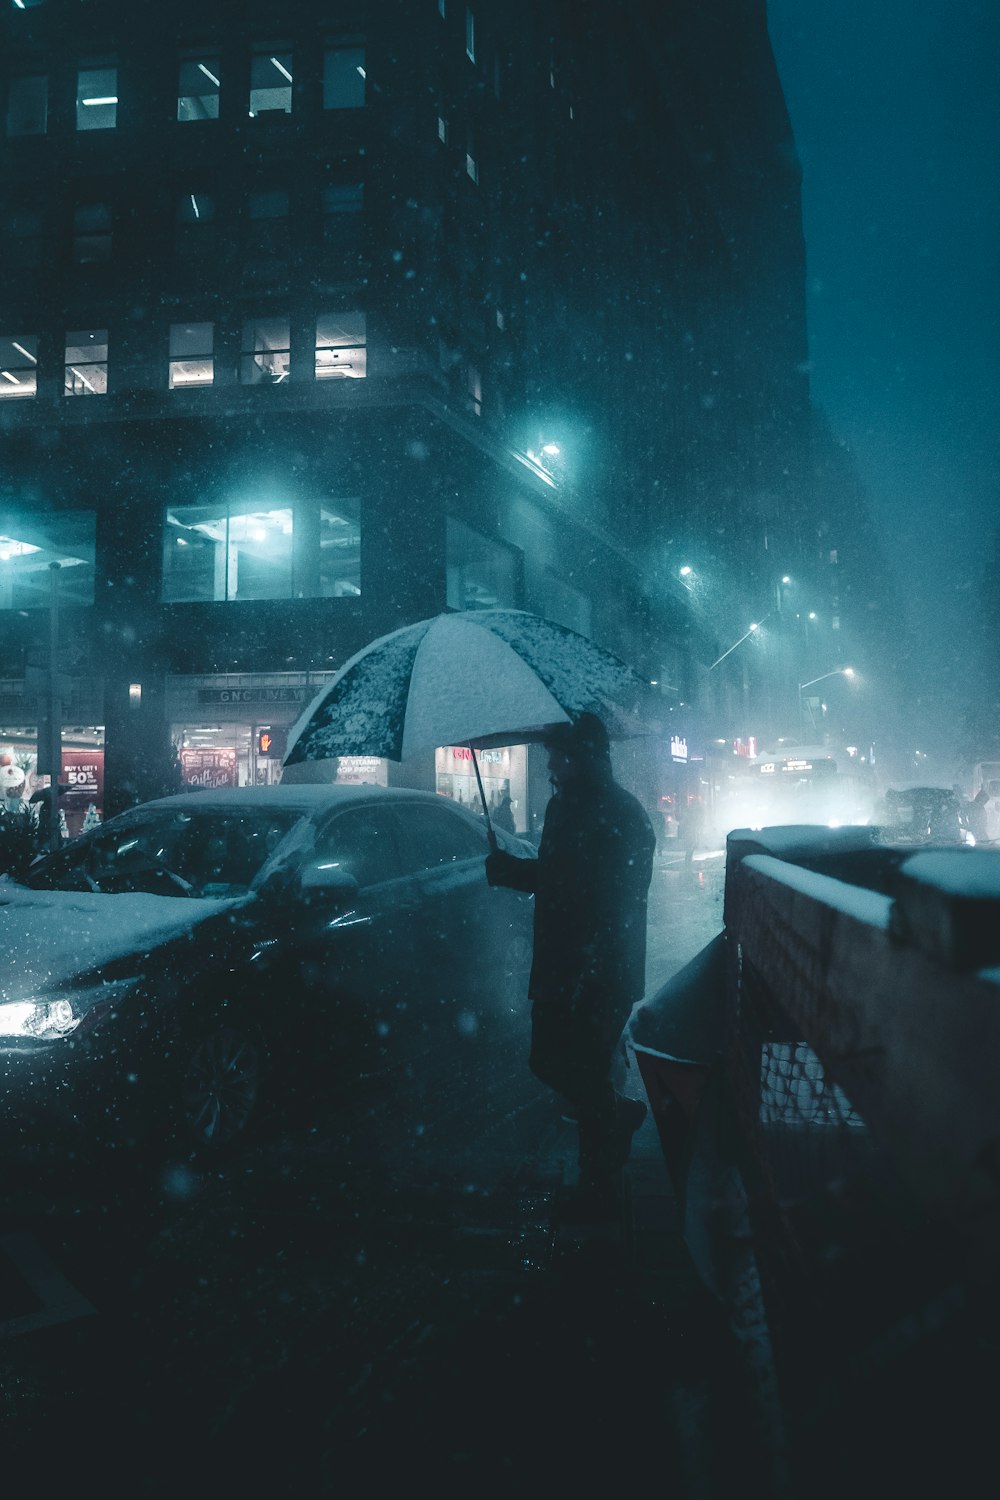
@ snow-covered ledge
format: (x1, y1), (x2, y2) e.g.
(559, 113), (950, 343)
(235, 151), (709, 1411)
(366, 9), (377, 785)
(725, 832), (1000, 1233)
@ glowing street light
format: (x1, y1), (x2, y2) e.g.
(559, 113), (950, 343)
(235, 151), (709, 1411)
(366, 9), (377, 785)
(708, 615), (770, 671)
(679, 564), (693, 577)
(798, 667), (855, 732)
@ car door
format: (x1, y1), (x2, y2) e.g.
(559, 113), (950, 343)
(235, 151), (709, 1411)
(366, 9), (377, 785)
(392, 800), (499, 1015)
(287, 802), (422, 1081)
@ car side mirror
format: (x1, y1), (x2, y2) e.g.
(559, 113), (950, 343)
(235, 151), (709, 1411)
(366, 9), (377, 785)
(298, 861), (360, 900)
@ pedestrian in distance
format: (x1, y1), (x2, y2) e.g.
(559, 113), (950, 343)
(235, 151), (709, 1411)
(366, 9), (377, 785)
(485, 711), (656, 1222)
(492, 788), (516, 836)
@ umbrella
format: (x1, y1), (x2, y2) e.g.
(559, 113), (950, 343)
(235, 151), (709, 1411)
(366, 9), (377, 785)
(283, 608), (646, 842)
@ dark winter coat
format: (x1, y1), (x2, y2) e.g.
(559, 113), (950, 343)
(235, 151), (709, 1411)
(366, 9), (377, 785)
(487, 767), (655, 1017)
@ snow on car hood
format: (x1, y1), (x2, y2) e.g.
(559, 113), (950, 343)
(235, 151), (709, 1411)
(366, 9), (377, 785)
(0, 880), (248, 1002)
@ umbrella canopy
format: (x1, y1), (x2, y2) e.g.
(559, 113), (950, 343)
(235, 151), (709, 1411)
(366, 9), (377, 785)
(283, 609), (645, 769)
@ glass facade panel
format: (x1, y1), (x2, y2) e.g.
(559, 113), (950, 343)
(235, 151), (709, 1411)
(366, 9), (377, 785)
(0, 334), (37, 399)
(177, 55), (220, 122)
(6, 75), (47, 136)
(323, 48), (365, 109)
(73, 202), (112, 264)
(4, 203), (43, 268)
(76, 66), (118, 130)
(446, 518), (519, 610)
(315, 312), (366, 379)
(64, 329), (108, 396)
(168, 322), (214, 388)
(249, 53), (292, 116)
(240, 316), (290, 384)
(162, 496), (360, 603)
(0, 510), (96, 608)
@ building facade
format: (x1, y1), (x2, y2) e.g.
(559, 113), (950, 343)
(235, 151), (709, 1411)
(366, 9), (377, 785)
(1, 0), (813, 832)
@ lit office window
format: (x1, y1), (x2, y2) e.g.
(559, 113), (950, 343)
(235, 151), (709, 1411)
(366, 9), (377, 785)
(10, 1), (48, 9)
(162, 497), (360, 603)
(163, 504), (293, 603)
(177, 55), (221, 122)
(64, 329), (108, 396)
(168, 323), (214, 388)
(240, 317), (290, 384)
(323, 48), (365, 109)
(76, 66), (118, 130)
(315, 313), (366, 380)
(0, 335), (38, 400)
(6, 75), (47, 136)
(73, 202), (112, 264)
(465, 9), (476, 62)
(0, 511), (96, 610)
(466, 130), (478, 184)
(249, 52), (292, 116)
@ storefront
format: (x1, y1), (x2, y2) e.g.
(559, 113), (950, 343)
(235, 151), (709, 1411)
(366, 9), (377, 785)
(434, 743), (528, 833)
(1, 677), (106, 836)
(167, 672), (335, 789)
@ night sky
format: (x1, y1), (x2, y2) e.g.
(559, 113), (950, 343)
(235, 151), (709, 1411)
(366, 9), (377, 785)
(766, 0), (1000, 741)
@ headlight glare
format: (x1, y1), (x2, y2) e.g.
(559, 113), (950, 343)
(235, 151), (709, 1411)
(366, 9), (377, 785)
(0, 998), (80, 1039)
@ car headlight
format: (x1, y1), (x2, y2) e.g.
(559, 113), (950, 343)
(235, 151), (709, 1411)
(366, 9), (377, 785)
(0, 998), (80, 1039)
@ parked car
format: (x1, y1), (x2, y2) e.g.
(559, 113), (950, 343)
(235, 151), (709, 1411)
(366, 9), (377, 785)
(0, 784), (535, 1182)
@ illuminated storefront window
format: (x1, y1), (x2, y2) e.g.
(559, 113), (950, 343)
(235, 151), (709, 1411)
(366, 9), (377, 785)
(435, 743), (527, 833)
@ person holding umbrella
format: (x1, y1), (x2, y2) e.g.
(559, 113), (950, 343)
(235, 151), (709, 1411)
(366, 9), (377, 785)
(485, 711), (656, 1222)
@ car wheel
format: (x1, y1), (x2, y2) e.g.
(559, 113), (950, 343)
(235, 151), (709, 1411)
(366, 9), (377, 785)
(499, 931), (532, 1013)
(176, 1024), (264, 1152)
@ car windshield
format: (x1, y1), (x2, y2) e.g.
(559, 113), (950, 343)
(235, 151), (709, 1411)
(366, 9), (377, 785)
(23, 808), (302, 898)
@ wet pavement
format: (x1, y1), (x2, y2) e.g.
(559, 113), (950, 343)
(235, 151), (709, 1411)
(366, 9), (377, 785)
(1, 856), (754, 1491)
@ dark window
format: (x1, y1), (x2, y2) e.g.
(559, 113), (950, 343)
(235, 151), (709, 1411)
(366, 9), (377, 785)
(323, 47), (365, 109)
(175, 190), (216, 256)
(6, 75), (47, 136)
(73, 202), (112, 264)
(4, 203), (44, 269)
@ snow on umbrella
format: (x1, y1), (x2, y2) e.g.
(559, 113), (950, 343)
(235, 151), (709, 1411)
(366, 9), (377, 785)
(283, 609), (645, 831)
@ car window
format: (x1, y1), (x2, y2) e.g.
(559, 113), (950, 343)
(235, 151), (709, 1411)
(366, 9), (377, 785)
(24, 809), (299, 895)
(395, 802), (486, 873)
(313, 807), (402, 888)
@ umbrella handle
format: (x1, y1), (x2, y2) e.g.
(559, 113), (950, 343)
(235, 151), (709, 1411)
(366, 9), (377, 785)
(468, 744), (498, 852)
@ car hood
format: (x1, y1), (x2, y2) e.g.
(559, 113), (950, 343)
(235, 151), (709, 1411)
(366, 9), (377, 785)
(0, 881), (249, 1002)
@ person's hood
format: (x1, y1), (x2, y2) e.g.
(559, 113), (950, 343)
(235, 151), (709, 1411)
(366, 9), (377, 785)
(0, 879), (248, 1004)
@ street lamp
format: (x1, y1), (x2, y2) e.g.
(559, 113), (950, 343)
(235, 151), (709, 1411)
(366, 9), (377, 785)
(708, 614), (771, 671)
(798, 667), (855, 735)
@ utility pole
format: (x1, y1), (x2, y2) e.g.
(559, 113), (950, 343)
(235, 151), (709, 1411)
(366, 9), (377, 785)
(41, 562), (63, 850)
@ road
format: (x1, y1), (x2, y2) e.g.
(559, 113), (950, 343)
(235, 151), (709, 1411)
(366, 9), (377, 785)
(0, 853), (749, 1491)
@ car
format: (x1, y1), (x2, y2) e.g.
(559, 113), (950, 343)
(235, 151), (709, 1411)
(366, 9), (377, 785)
(872, 785), (975, 845)
(0, 784), (536, 1184)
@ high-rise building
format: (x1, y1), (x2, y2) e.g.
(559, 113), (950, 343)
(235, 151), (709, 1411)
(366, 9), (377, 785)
(0, 0), (811, 827)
